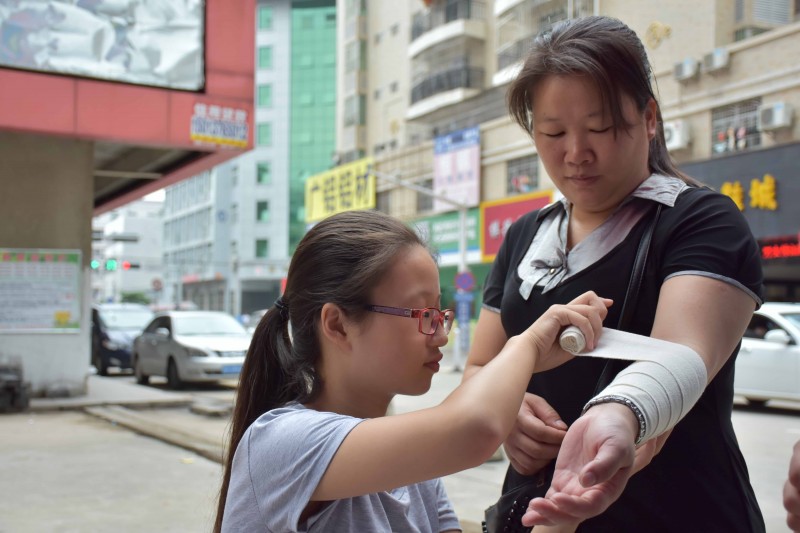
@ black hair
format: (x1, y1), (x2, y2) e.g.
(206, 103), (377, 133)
(214, 209), (429, 531)
(507, 15), (699, 185)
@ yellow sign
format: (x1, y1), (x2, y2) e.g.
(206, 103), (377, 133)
(720, 173), (778, 212)
(305, 158), (376, 222)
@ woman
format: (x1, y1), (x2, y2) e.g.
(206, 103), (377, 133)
(464, 16), (765, 531)
(213, 209), (612, 532)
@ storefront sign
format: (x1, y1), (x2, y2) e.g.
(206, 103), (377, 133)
(412, 209), (480, 257)
(759, 236), (800, 260)
(190, 103), (249, 149)
(305, 158), (376, 223)
(433, 126), (481, 213)
(480, 191), (553, 262)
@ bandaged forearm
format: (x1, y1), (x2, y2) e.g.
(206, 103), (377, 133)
(561, 327), (708, 445)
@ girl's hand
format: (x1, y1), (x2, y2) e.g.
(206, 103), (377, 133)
(519, 291), (612, 373)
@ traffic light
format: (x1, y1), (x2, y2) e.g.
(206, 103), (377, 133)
(90, 259), (100, 270)
(121, 261), (140, 270)
(105, 259), (118, 271)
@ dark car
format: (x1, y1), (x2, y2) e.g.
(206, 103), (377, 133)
(91, 303), (154, 375)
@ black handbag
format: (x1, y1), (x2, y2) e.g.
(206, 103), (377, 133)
(481, 205), (662, 533)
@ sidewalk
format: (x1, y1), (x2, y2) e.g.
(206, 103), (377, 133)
(15, 364), (504, 533)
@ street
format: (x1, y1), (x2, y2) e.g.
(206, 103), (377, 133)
(0, 369), (798, 532)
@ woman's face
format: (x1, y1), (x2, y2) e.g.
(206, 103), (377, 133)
(531, 75), (657, 217)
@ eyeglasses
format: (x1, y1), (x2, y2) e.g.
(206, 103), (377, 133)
(365, 305), (455, 335)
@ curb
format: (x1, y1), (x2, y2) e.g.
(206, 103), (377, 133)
(85, 405), (224, 464)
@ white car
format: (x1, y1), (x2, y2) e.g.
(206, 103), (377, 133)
(735, 303), (800, 406)
(132, 311), (251, 389)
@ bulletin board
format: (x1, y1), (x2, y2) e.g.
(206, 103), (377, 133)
(0, 249), (82, 333)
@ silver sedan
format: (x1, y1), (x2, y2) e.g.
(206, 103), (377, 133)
(132, 311), (251, 389)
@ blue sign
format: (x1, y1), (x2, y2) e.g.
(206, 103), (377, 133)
(455, 271), (476, 291)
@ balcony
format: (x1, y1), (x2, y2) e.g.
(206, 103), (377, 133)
(407, 66), (484, 119)
(409, 0), (486, 58)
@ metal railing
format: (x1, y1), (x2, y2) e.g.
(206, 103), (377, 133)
(411, 0), (486, 41)
(411, 66), (485, 104)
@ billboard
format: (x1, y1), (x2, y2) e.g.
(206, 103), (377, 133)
(480, 191), (553, 262)
(305, 158), (376, 223)
(433, 126), (480, 213)
(0, 0), (205, 91)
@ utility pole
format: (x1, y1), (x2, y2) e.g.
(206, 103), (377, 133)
(370, 170), (472, 371)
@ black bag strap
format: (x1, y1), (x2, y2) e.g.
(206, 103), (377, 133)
(594, 203), (662, 394)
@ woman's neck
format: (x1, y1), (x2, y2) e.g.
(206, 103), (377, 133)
(567, 205), (616, 249)
(306, 391), (392, 419)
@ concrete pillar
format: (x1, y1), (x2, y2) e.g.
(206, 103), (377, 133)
(0, 131), (94, 397)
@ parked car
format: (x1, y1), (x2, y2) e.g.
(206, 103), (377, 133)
(91, 303), (154, 376)
(132, 311), (250, 389)
(735, 302), (800, 406)
(246, 308), (268, 334)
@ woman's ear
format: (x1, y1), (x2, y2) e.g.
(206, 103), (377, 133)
(645, 98), (658, 141)
(319, 302), (352, 351)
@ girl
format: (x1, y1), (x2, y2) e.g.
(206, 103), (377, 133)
(213, 209), (612, 532)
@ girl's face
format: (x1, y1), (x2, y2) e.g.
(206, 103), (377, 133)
(531, 75), (657, 218)
(347, 245), (448, 402)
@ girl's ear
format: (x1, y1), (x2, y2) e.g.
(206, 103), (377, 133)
(319, 302), (352, 351)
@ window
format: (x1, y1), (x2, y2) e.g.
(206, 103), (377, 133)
(231, 165), (238, 186)
(257, 84), (272, 108)
(507, 155), (539, 195)
(255, 239), (269, 258)
(257, 123), (272, 146)
(391, 23), (399, 36)
(257, 162), (272, 185)
(711, 98), (761, 156)
(230, 204), (238, 224)
(256, 201), (270, 222)
(374, 88), (381, 100)
(258, 46), (273, 69)
(258, 5), (273, 30)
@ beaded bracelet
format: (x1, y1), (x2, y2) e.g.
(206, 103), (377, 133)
(581, 394), (647, 446)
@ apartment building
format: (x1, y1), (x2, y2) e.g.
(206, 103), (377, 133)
(161, 0), (338, 315)
(334, 0), (800, 302)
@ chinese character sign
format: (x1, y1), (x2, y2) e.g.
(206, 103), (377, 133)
(305, 158), (376, 223)
(433, 127), (480, 213)
(480, 191), (553, 262)
(720, 173), (778, 212)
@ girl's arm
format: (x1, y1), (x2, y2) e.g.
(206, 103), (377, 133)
(311, 292), (610, 501)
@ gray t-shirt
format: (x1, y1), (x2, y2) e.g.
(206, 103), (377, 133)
(222, 403), (462, 532)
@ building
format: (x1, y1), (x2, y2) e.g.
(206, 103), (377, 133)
(92, 199), (164, 305)
(161, 0), (338, 317)
(328, 0), (800, 304)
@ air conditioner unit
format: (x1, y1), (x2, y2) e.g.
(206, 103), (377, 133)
(663, 119), (691, 151)
(673, 57), (699, 82)
(758, 102), (794, 131)
(702, 48), (730, 74)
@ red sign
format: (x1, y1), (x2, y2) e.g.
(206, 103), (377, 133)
(480, 191), (553, 262)
(759, 235), (800, 259)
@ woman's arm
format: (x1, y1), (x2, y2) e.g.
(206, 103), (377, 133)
(311, 293), (610, 501)
(521, 275), (756, 526)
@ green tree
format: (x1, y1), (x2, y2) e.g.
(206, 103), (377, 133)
(120, 291), (150, 305)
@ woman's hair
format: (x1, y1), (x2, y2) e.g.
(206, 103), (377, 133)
(213, 209), (430, 532)
(507, 15), (699, 185)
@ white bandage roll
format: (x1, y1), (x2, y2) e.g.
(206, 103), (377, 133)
(561, 327), (708, 444)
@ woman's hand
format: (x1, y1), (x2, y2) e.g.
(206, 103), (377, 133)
(520, 402), (639, 527)
(504, 393), (568, 476)
(519, 291), (612, 373)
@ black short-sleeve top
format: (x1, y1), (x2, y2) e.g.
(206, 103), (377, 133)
(483, 174), (765, 532)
